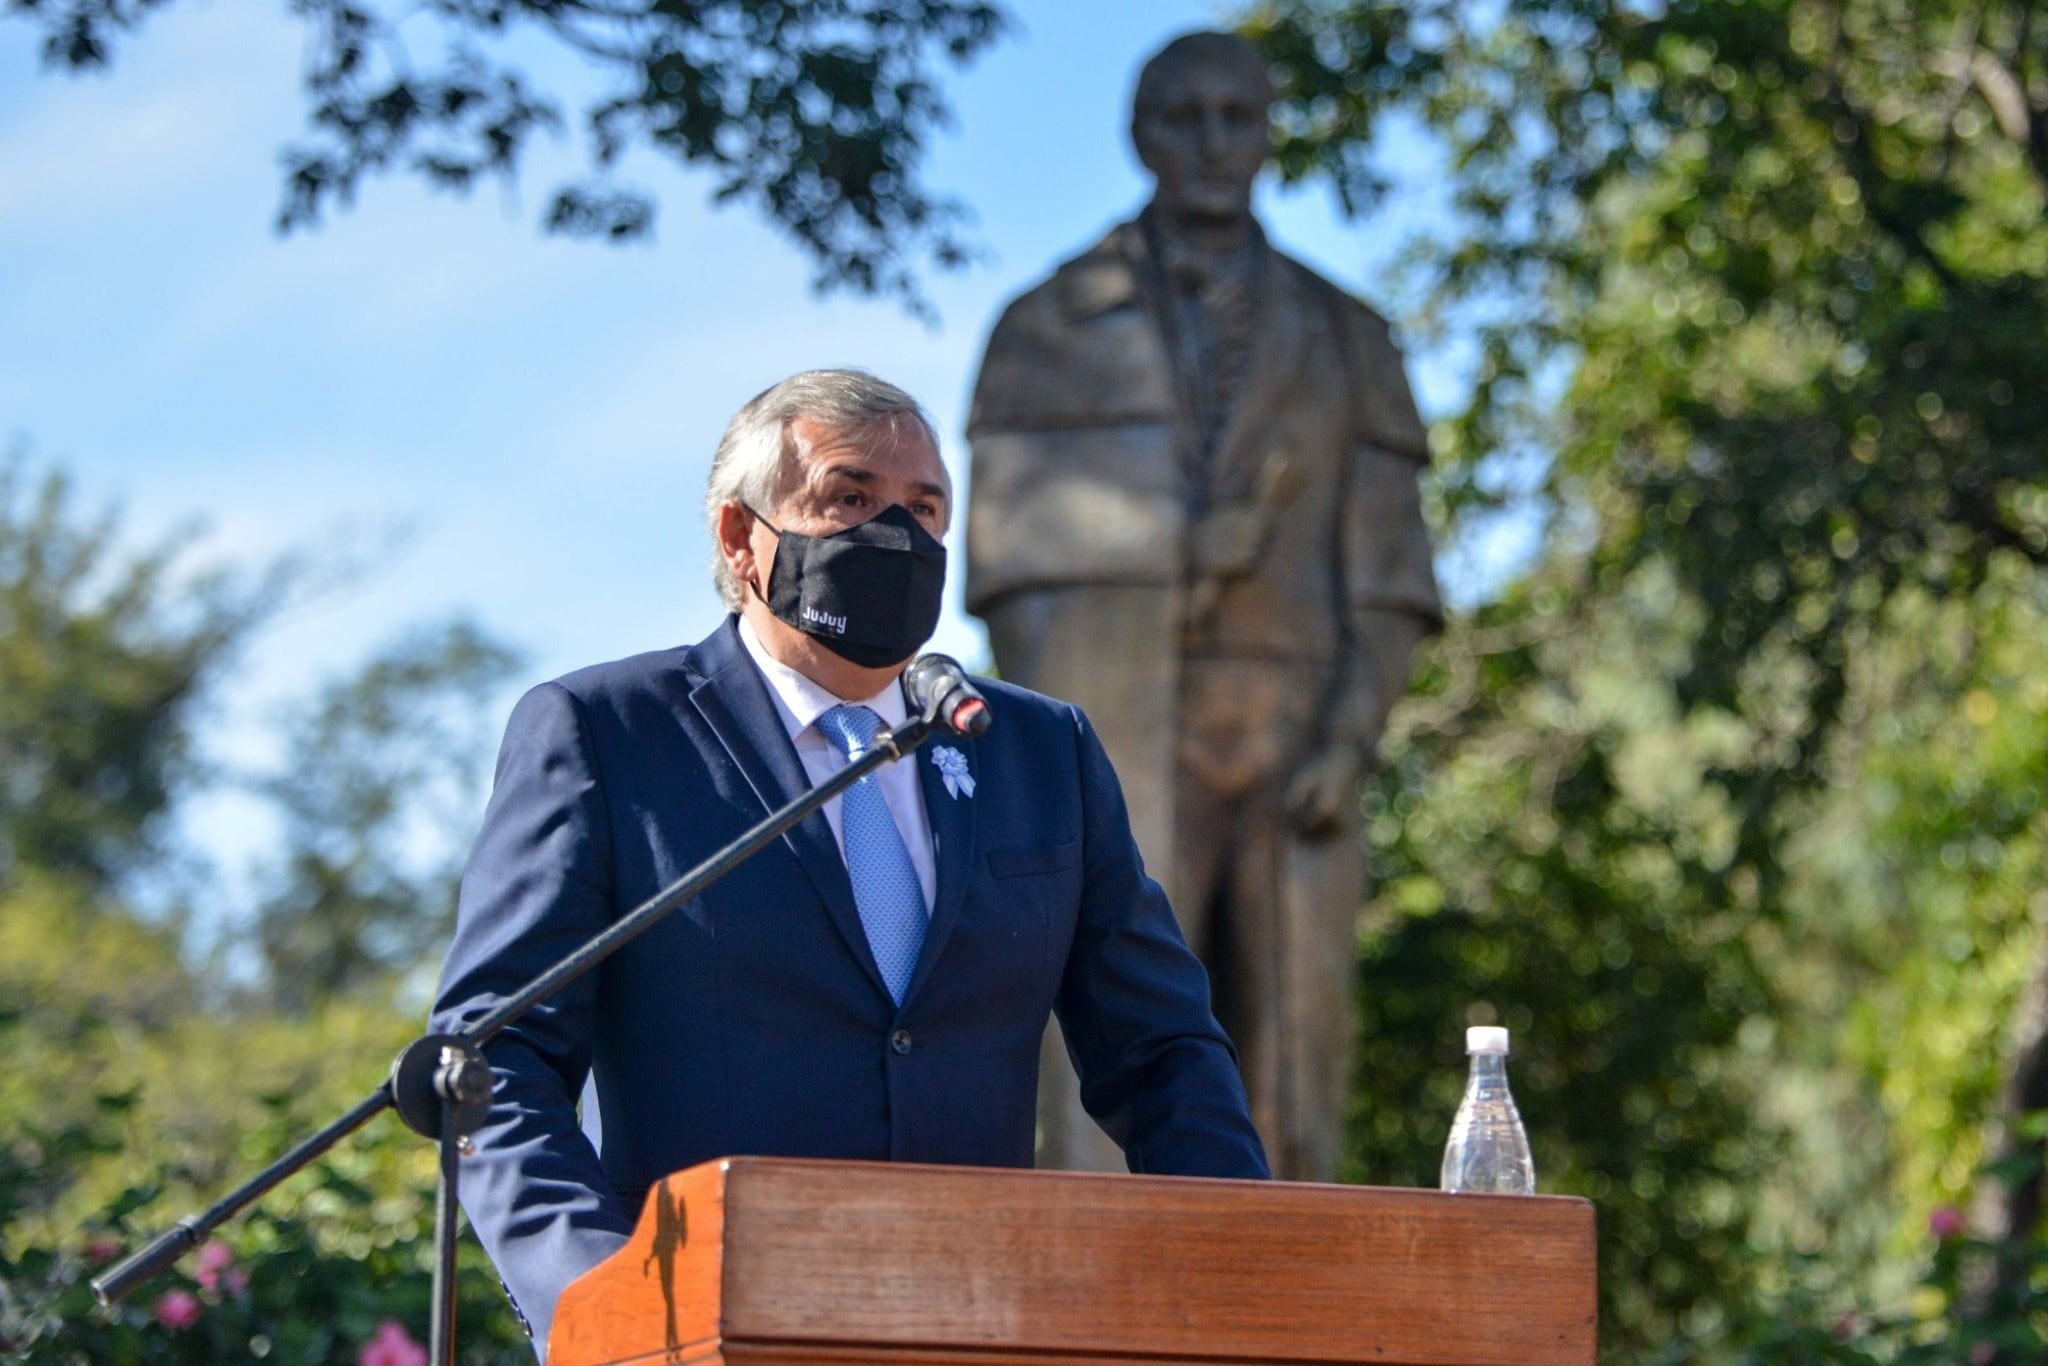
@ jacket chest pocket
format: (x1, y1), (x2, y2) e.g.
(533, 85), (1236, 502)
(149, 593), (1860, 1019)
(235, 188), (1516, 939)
(980, 842), (1082, 988)
(986, 841), (1081, 881)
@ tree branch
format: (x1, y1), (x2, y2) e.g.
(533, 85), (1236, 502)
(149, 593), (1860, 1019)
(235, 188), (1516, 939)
(1965, 0), (2048, 195)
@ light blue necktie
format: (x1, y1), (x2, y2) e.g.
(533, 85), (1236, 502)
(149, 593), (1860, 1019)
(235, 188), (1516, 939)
(816, 704), (928, 1005)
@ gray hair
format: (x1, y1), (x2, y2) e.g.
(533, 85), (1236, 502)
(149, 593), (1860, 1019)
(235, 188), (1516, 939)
(704, 368), (945, 611)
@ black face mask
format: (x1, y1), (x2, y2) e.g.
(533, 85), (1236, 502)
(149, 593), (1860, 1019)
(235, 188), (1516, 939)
(747, 503), (947, 669)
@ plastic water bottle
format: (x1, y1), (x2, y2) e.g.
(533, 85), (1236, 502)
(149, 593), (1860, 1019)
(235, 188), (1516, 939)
(1440, 1025), (1536, 1194)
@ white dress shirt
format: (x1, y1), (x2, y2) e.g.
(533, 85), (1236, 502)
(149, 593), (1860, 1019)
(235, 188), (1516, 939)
(737, 616), (938, 913)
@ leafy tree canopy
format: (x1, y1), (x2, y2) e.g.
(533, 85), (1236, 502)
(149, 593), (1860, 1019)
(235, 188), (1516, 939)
(253, 617), (521, 1012)
(1245, 0), (2046, 738)
(0, 457), (281, 891)
(8, 0), (1011, 309)
(0, 464), (532, 1355)
(1240, 0), (2048, 1355)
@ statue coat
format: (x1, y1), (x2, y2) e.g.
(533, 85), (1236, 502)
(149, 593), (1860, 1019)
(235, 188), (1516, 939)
(966, 218), (1441, 1180)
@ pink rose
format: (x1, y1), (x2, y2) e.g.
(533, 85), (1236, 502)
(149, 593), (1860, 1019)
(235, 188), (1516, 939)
(358, 1319), (429, 1366)
(194, 1239), (234, 1292)
(1929, 1204), (1967, 1240)
(83, 1236), (122, 1264)
(153, 1289), (201, 1331)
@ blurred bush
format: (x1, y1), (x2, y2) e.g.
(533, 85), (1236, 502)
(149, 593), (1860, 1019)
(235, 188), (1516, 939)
(0, 1022), (531, 1363)
(0, 458), (528, 1362)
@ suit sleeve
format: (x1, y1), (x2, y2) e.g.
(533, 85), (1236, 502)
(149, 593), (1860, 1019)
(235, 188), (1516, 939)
(1052, 707), (1272, 1179)
(429, 681), (633, 1354)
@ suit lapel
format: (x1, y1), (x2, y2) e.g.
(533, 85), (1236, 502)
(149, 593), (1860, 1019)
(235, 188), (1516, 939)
(685, 621), (891, 1003)
(903, 727), (978, 1007)
(1212, 245), (1312, 495)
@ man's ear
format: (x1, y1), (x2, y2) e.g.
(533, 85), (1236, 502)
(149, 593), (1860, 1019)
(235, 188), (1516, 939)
(716, 501), (761, 593)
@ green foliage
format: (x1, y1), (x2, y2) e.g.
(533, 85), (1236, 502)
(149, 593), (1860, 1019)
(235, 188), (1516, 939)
(0, 457), (278, 888)
(1353, 559), (1786, 1348)
(0, 876), (464, 1232)
(1246, 0), (2048, 781)
(0, 1046), (530, 1364)
(1244, 0), (2048, 1357)
(1802, 568), (2048, 1220)
(0, 872), (196, 1207)
(7, 0), (1010, 310)
(1356, 556), (2048, 1354)
(0, 456), (533, 1357)
(1647, 1209), (2048, 1363)
(253, 618), (522, 1010)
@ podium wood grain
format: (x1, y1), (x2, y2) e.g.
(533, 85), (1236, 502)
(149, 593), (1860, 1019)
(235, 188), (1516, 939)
(547, 1157), (1596, 1366)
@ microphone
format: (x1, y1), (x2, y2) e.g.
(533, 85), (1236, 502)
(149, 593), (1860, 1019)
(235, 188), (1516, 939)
(905, 654), (992, 738)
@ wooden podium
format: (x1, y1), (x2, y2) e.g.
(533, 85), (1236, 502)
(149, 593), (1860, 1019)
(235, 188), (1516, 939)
(548, 1157), (1596, 1366)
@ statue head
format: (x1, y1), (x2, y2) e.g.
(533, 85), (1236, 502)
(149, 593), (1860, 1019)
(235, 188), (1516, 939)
(1130, 31), (1274, 229)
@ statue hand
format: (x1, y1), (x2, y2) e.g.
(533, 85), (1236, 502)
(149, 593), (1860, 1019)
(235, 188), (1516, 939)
(1284, 746), (1367, 840)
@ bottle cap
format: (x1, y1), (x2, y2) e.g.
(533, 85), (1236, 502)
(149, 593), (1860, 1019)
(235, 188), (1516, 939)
(1466, 1025), (1510, 1055)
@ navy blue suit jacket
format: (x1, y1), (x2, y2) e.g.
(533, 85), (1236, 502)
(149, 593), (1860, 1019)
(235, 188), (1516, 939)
(430, 618), (1268, 1351)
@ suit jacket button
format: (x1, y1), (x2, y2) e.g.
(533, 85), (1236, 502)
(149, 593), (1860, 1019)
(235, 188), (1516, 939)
(891, 1030), (913, 1054)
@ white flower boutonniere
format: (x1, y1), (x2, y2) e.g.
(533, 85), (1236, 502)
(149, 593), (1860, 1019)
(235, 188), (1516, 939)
(930, 746), (975, 799)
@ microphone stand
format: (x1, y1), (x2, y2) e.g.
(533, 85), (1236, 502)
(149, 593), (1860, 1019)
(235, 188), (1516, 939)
(91, 700), (962, 1366)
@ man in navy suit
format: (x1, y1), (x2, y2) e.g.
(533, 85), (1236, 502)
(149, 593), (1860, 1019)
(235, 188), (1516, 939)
(431, 369), (1269, 1355)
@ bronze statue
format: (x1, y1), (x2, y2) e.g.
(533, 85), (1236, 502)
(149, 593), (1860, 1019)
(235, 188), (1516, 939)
(965, 30), (1441, 1181)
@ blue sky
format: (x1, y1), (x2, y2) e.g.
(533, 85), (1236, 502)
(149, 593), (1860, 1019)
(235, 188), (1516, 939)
(0, 0), (1473, 915)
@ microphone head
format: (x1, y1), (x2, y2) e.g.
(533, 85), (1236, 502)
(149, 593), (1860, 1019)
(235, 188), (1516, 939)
(904, 653), (965, 703)
(906, 654), (992, 737)
(904, 652), (956, 689)
(950, 697), (992, 738)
